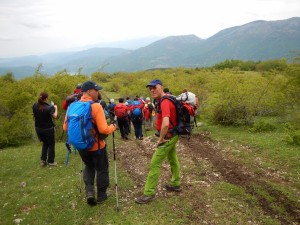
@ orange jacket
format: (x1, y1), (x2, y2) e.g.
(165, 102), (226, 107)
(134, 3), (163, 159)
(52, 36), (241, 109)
(63, 95), (116, 151)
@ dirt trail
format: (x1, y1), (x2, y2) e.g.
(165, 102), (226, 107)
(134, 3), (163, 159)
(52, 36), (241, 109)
(115, 132), (300, 224)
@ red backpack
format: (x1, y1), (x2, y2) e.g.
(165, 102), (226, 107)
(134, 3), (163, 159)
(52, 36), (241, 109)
(143, 107), (150, 120)
(114, 104), (128, 118)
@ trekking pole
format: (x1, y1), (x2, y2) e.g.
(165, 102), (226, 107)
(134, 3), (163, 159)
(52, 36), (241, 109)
(112, 132), (120, 211)
(79, 159), (83, 193)
(65, 142), (72, 165)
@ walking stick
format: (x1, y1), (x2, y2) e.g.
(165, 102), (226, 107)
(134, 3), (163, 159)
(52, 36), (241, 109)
(194, 116), (198, 127)
(65, 142), (72, 165)
(112, 132), (120, 211)
(79, 159), (83, 193)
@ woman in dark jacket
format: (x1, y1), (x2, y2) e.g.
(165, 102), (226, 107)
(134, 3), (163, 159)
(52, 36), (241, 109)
(32, 92), (58, 166)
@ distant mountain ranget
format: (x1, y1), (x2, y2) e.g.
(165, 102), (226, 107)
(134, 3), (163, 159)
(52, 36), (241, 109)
(1, 17), (299, 79)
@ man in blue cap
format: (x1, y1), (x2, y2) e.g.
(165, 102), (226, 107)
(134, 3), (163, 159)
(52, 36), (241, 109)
(63, 80), (117, 206)
(135, 79), (182, 204)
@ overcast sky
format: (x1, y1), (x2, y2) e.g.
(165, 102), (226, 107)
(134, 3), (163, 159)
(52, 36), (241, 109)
(0, 0), (299, 58)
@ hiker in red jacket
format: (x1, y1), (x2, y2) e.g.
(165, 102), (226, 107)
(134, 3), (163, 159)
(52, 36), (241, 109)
(62, 84), (82, 110)
(114, 98), (130, 140)
(136, 79), (181, 204)
(143, 97), (154, 130)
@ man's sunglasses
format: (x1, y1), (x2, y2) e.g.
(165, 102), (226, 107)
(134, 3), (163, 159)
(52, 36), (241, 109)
(148, 86), (157, 90)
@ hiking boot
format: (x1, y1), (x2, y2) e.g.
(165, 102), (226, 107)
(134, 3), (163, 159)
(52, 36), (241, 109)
(48, 162), (57, 166)
(87, 194), (97, 206)
(135, 194), (156, 204)
(97, 192), (108, 204)
(164, 184), (182, 192)
(40, 160), (47, 166)
(86, 185), (97, 206)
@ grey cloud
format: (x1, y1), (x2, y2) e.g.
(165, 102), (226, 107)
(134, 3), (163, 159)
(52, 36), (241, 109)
(19, 21), (51, 29)
(0, 0), (52, 31)
(0, 36), (18, 41)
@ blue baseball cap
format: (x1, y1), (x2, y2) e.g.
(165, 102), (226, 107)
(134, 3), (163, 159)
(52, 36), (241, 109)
(146, 79), (163, 88)
(81, 81), (102, 92)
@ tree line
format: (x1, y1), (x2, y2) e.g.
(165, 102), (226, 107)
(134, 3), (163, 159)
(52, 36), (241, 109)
(0, 58), (299, 148)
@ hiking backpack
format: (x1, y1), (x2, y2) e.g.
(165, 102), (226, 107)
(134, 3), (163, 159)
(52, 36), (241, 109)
(98, 100), (109, 119)
(147, 102), (154, 113)
(114, 104), (127, 118)
(159, 95), (194, 136)
(107, 103), (116, 117)
(132, 100), (142, 116)
(67, 101), (96, 150)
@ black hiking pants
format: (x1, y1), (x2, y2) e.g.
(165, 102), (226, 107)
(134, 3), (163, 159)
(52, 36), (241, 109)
(35, 127), (55, 163)
(117, 117), (129, 138)
(79, 146), (109, 193)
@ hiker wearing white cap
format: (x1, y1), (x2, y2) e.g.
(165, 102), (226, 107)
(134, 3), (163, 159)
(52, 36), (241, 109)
(143, 97), (155, 130)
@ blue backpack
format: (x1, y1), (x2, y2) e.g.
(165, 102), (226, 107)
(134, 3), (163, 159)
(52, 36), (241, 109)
(132, 100), (142, 116)
(67, 101), (97, 151)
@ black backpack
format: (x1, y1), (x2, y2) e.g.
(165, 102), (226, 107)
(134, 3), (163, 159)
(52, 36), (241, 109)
(158, 95), (192, 136)
(147, 103), (154, 113)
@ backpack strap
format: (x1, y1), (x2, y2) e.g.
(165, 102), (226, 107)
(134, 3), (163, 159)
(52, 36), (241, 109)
(68, 100), (102, 153)
(158, 95), (178, 136)
(89, 101), (102, 154)
(180, 92), (189, 102)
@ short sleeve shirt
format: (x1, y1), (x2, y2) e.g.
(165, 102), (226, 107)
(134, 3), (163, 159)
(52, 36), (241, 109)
(32, 102), (55, 128)
(155, 98), (177, 131)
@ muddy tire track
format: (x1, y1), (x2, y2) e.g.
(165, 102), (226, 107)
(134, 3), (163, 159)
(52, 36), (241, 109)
(181, 133), (300, 224)
(116, 132), (300, 224)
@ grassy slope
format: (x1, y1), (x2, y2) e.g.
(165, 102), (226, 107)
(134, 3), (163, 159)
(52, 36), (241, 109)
(0, 126), (299, 224)
(0, 136), (187, 225)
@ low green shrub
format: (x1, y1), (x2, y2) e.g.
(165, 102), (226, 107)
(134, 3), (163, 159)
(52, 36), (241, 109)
(249, 118), (277, 133)
(283, 123), (300, 146)
(212, 104), (252, 126)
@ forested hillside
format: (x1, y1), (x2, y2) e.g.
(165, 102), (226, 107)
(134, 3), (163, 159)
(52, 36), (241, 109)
(0, 58), (299, 148)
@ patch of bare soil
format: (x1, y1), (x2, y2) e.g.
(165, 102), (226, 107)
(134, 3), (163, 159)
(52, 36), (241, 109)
(115, 132), (300, 224)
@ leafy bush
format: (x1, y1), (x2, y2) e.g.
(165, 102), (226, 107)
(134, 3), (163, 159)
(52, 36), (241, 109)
(249, 118), (277, 133)
(212, 104), (251, 126)
(213, 59), (257, 71)
(0, 72), (88, 148)
(283, 123), (300, 146)
(255, 59), (288, 72)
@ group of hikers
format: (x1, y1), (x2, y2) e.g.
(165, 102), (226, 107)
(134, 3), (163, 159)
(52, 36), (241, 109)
(32, 79), (199, 205)
(106, 95), (155, 141)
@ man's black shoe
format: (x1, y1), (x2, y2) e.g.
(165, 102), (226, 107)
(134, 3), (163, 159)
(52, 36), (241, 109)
(86, 191), (97, 206)
(164, 184), (182, 192)
(87, 196), (97, 206)
(97, 192), (108, 204)
(135, 194), (155, 204)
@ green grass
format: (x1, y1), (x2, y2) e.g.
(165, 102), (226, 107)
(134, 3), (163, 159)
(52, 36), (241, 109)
(0, 138), (190, 225)
(1, 125), (299, 224)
